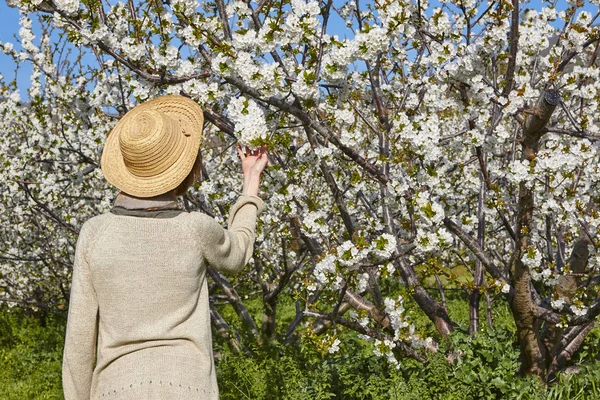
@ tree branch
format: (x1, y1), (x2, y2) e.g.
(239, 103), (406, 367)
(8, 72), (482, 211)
(443, 217), (507, 280)
(304, 310), (427, 363)
(502, 0), (519, 97)
(209, 302), (241, 352)
(223, 75), (389, 184)
(207, 268), (261, 341)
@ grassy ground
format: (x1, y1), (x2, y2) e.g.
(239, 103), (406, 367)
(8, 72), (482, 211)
(0, 310), (64, 399)
(1, 296), (599, 399)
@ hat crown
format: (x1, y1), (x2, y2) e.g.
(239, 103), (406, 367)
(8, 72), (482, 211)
(101, 94), (204, 198)
(119, 109), (186, 177)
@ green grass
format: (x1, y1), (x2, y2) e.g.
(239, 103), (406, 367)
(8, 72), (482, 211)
(0, 310), (65, 399)
(1, 297), (599, 399)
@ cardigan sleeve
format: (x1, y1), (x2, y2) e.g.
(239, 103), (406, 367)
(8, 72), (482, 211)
(63, 221), (99, 400)
(200, 195), (264, 273)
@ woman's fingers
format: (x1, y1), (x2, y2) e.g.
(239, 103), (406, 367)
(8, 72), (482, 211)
(237, 145), (245, 159)
(259, 143), (268, 157)
(238, 144), (268, 161)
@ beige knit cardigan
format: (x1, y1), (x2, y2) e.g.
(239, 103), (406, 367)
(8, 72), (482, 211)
(62, 195), (264, 400)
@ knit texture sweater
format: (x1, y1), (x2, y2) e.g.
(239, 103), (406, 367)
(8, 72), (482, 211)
(62, 195), (264, 400)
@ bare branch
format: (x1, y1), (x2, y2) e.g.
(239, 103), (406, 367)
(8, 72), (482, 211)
(549, 322), (595, 377)
(215, 0), (232, 40)
(557, 36), (600, 73)
(201, 107), (236, 139)
(443, 217), (507, 280)
(475, 146), (516, 242)
(207, 268), (261, 341)
(502, 0), (519, 97)
(570, 298), (600, 325)
(545, 127), (600, 141)
(209, 302), (241, 352)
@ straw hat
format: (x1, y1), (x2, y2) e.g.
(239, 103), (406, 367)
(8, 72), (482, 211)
(101, 95), (204, 198)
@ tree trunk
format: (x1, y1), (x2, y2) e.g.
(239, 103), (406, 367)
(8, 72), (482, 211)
(262, 296), (277, 342)
(511, 89), (560, 377)
(512, 191), (548, 375)
(485, 292), (493, 329)
(470, 174), (486, 336)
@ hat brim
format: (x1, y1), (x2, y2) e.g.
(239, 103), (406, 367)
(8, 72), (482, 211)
(101, 95), (204, 198)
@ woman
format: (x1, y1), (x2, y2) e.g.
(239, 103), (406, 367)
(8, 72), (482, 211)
(62, 95), (268, 399)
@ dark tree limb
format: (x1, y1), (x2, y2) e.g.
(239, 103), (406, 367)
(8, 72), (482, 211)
(207, 268), (261, 342)
(209, 302), (241, 352)
(443, 217), (507, 280)
(521, 89), (561, 153)
(304, 126), (355, 237)
(548, 322), (595, 379)
(470, 173), (486, 336)
(394, 257), (455, 338)
(557, 37), (600, 73)
(502, 0), (520, 97)
(201, 108), (236, 139)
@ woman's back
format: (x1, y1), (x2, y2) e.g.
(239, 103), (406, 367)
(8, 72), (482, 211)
(64, 196), (264, 399)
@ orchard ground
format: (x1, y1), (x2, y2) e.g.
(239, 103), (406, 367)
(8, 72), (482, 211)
(2, 292), (600, 399)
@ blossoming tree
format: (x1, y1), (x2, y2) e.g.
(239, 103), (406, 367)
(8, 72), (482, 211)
(2, 0), (600, 380)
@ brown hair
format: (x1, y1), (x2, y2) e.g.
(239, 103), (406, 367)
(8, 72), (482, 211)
(174, 150), (203, 196)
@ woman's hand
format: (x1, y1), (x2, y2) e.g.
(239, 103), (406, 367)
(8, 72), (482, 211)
(237, 144), (268, 196)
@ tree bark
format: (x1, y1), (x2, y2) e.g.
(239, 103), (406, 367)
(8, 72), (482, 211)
(511, 89), (560, 377)
(546, 322), (596, 380)
(470, 173), (486, 336)
(210, 302), (241, 352)
(512, 184), (549, 376)
(394, 258), (454, 338)
(207, 268), (262, 342)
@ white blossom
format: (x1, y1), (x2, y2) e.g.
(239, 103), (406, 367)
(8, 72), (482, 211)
(228, 96), (269, 146)
(328, 338), (341, 354)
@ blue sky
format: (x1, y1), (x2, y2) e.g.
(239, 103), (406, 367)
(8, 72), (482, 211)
(0, 3), (29, 91)
(0, 3), (21, 43)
